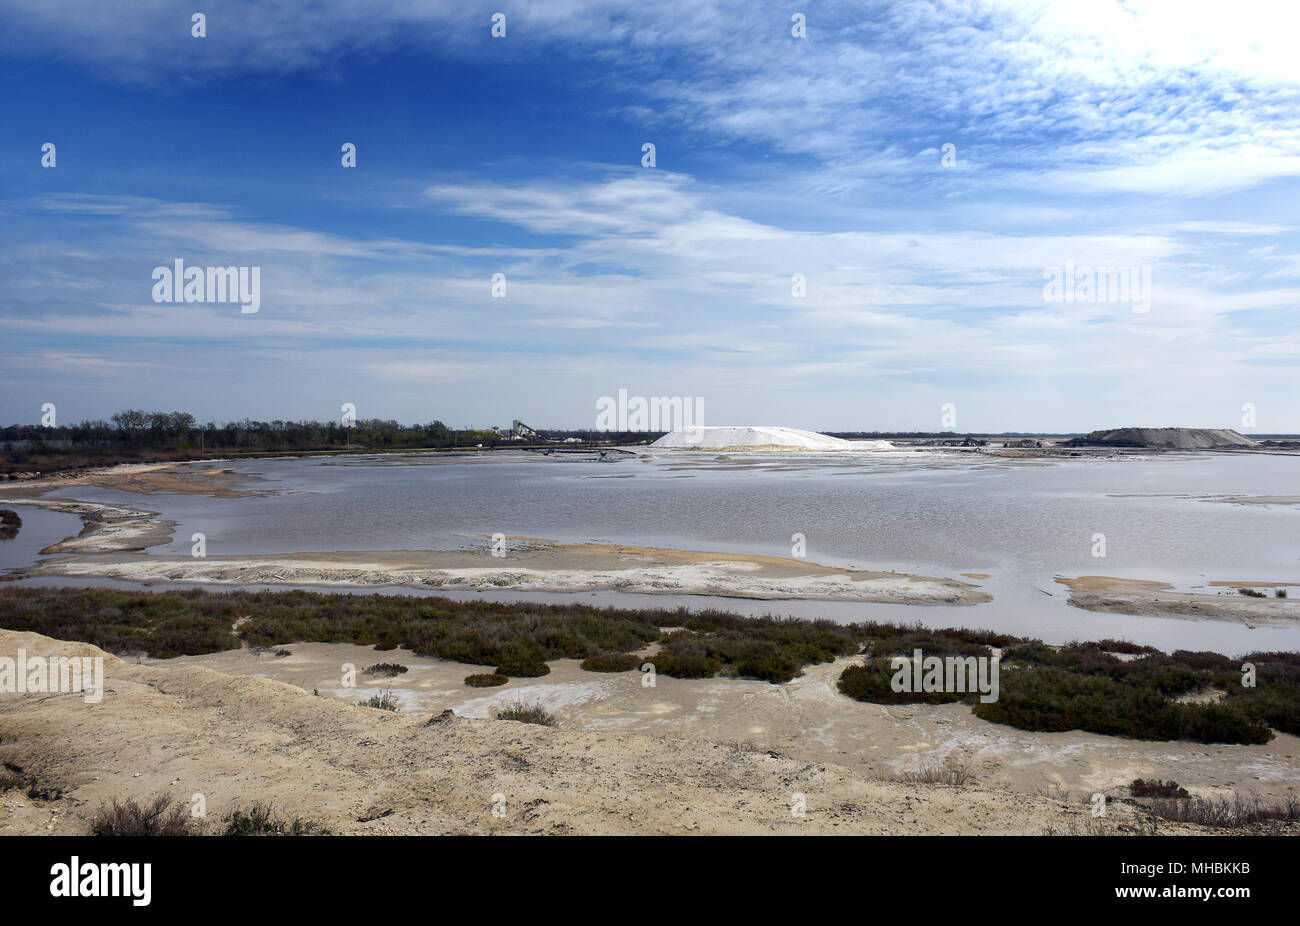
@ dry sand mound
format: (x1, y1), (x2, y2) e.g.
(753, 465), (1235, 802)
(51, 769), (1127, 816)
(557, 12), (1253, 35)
(651, 426), (892, 451)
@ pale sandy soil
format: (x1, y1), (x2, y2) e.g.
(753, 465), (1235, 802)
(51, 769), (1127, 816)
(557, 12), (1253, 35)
(1056, 576), (1300, 627)
(0, 629), (1244, 836)
(173, 640), (1300, 806)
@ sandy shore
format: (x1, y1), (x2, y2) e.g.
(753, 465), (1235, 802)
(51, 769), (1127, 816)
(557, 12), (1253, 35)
(0, 462), (254, 553)
(0, 497), (175, 553)
(0, 461), (259, 498)
(1056, 575), (1300, 627)
(0, 629), (1229, 836)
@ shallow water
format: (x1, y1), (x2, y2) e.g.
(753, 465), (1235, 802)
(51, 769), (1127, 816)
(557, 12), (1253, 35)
(10, 449), (1300, 654)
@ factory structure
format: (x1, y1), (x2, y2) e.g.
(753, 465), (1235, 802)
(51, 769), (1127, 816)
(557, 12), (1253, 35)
(488, 420), (541, 440)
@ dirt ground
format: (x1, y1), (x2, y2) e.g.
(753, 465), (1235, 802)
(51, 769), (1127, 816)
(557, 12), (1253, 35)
(172, 639), (1300, 804)
(0, 628), (1239, 837)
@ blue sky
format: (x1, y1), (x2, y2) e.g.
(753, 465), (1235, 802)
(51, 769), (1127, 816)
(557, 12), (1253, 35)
(2, 0), (1299, 432)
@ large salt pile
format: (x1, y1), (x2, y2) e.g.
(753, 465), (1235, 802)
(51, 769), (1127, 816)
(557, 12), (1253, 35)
(650, 426), (893, 451)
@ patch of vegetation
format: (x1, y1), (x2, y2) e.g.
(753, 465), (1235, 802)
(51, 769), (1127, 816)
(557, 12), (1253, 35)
(89, 794), (196, 836)
(1093, 639), (1161, 655)
(838, 657), (967, 704)
(0, 765), (24, 791)
(1239, 588), (1266, 598)
(5, 587), (1296, 746)
(837, 638), (1299, 745)
(495, 646), (551, 677)
(221, 802), (330, 836)
(1042, 816), (1161, 837)
(495, 701), (556, 726)
(580, 652), (643, 672)
(0, 509), (20, 540)
(856, 623), (1019, 657)
(890, 759), (976, 786)
(651, 612), (864, 683)
(973, 666), (1272, 744)
(358, 689), (401, 712)
(464, 673), (508, 687)
(364, 662), (407, 677)
(0, 587), (240, 658)
(1146, 793), (1300, 830)
(1130, 778), (1189, 799)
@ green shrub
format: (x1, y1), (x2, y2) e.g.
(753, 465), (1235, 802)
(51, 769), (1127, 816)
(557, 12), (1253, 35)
(364, 662), (407, 677)
(464, 673), (508, 687)
(580, 653), (643, 672)
(1130, 779), (1189, 799)
(495, 701), (556, 726)
(837, 658), (968, 704)
(495, 649), (551, 677)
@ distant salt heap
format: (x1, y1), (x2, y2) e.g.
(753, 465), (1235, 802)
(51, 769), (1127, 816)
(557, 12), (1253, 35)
(650, 426), (893, 451)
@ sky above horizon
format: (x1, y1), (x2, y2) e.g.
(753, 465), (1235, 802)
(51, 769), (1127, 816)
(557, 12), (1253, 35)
(2, 0), (1299, 433)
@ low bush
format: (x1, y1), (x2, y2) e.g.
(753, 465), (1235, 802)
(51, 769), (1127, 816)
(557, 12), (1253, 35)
(358, 690), (401, 712)
(1147, 793), (1300, 829)
(495, 652), (550, 677)
(1130, 778), (1189, 799)
(464, 673), (508, 687)
(580, 652), (643, 672)
(837, 658), (968, 704)
(495, 701), (556, 726)
(364, 662), (408, 677)
(892, 760), (976, 786)
(222, 803), (330, 836)
(89, 795), (196, 836)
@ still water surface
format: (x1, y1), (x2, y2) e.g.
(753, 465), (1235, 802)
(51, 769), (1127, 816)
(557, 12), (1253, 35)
(5, 449), (1298, 654)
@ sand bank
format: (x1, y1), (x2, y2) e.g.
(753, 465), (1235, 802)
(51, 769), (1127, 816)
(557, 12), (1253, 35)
(16, 542), (990, 605)
(0, 460), (258, 498)
(1056, 575), (1300, 627)
(0, 497), (175, 554)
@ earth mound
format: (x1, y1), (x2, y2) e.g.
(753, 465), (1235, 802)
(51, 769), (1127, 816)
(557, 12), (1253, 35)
(650, 426), (893, 451)
(1064, 428), (1258, 449)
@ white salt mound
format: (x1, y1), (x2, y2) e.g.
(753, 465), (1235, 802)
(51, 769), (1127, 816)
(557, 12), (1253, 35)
(650, 426), (893, 451)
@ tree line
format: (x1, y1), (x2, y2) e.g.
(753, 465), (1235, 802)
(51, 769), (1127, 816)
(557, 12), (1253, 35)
(2, 410), (480, 454)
